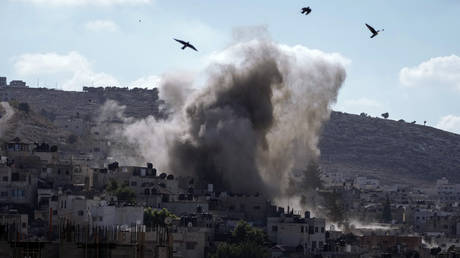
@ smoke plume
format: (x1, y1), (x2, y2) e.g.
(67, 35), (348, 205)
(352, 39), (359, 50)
(98, 36), (347, 204)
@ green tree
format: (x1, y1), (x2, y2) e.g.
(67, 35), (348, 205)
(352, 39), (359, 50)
(106, 179), (119, 192)
(106, 179), (136, 204)
(116, 186), (136, 203)
(322, 190), (346, 225)
(211, 221), (268, 258)
(303, 161), (323, 191)
(144, 208), (178, 227)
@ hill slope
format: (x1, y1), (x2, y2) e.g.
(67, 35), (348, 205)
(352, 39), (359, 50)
(319, 112), (460, 185)
(2, 86), (460, 185)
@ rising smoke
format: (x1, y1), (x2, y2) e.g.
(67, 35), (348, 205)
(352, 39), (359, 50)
(98, 33), (347, 208)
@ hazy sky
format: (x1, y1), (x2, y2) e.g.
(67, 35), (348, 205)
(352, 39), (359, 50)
(1, 0), (460, 134)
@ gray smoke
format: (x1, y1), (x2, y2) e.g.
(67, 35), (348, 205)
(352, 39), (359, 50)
(0, 102), (15, 138)
(98, 36), (347, 204)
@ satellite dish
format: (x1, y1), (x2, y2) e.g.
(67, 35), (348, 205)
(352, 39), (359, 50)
(187, 222), (193, 228)
(164, 217), (173, 225)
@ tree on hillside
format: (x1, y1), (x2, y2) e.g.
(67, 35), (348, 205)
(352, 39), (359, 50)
(322, 190), (347, 225)
(381, 112), (389, 119)
(303, 161), (323, 191)
(211, 221), (268, 258)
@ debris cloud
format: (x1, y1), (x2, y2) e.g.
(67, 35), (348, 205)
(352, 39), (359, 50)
(98, 35), (347, 205)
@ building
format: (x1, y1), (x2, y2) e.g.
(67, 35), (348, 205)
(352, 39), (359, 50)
(267, 210), (326, 254)
(90, 204), (144, 227)
(435, 177), (460, 203)
(354, 176), (380, 191)
(9, 80), (27, 88)
(0, 77), (6, 88)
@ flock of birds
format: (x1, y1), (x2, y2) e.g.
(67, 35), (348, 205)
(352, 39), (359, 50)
(171, 5), (384, 52)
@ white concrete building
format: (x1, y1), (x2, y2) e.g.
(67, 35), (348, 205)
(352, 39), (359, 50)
(267, 212), (326, 253)
(435, 177), (460, 203)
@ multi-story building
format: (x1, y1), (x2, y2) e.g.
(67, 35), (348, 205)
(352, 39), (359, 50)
(0, 77), (6, 88)
(267, 210), (326, 253)
(8, 80), (27, 88)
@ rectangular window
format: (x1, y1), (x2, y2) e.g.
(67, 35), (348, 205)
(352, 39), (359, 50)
(272, 225), (278, 232)
(11, 173), (19, 181)
(186, 242), (196, 250)
(2, 176), (7, 182)
(300, 226), (304, 233)
(315, 227), (318, 233)
(321, 227), (325, 233)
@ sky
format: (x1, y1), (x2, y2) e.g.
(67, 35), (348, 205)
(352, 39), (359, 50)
(1, 0), (460, 134)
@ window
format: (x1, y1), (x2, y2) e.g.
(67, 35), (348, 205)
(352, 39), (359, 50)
(22, 223), (26, 228)
(1, 192), (7, 197)
(321, 227), (325, 233)
(301, 226), (304, 233)
(131, 181), (137, 186)
(186, 242), (196, 250)
(11, 173), (19, 181)
(78, 210), (84, 216)
(272, 225), (278, 232)
(2, 176), (7, 182)
(315, 227), (318, 233)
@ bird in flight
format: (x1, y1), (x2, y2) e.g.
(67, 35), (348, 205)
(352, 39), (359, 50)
(174, 39), (198, 51)
(301, 7), (312, 15)
(365, 23), (384, 38)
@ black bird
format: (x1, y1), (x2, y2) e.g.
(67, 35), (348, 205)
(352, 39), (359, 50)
(301, 7), (312, 15)
(174, 38), (198, 51)
(365, 23), (384, 38)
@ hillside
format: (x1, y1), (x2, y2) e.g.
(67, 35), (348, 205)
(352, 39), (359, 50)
(319, 112), (460, 185)
(0, 102), (70, 145)
(1, 87), (459, 185)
